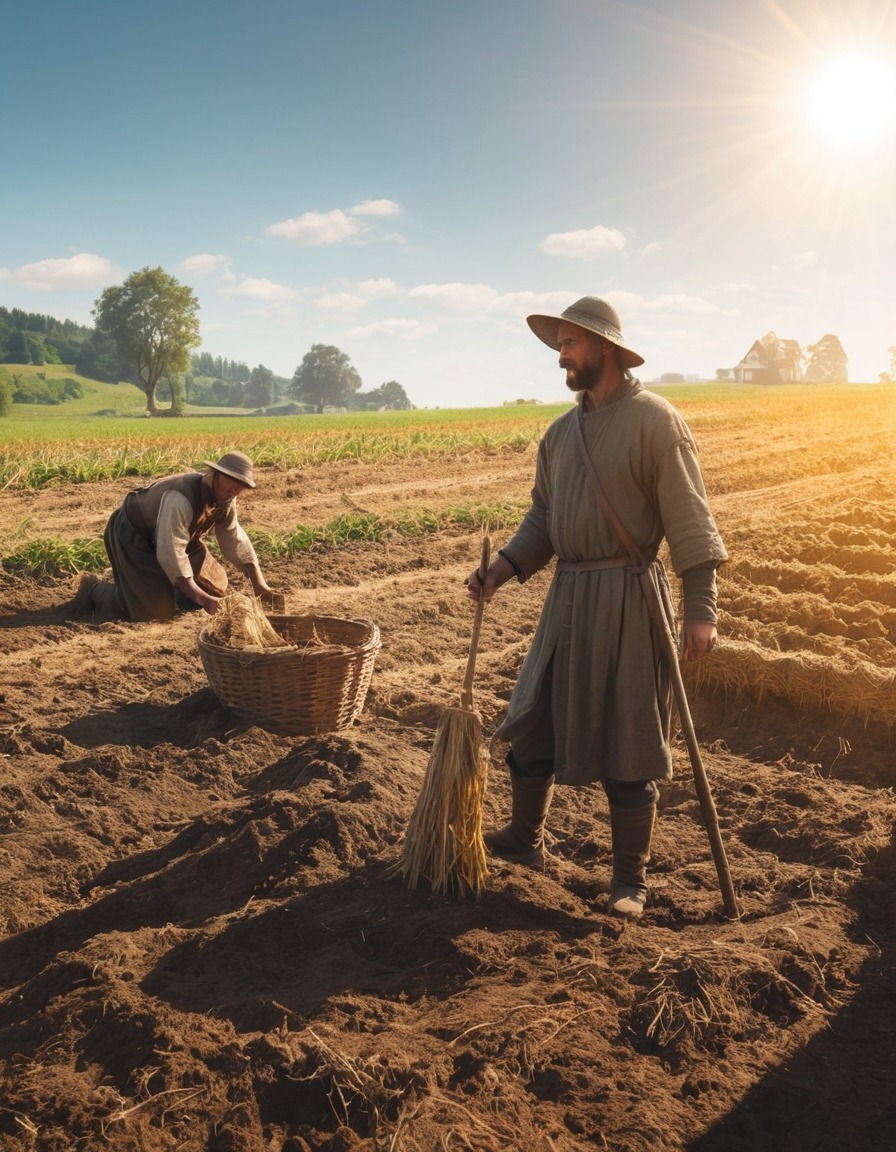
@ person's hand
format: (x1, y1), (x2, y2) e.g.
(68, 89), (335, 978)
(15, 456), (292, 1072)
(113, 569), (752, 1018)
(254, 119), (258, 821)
(175, 574), (221, 615)
(682, 621), (717, 662)
(465, 553), (516, 604)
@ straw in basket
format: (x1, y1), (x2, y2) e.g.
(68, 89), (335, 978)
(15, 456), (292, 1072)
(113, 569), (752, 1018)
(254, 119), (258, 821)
(198, 597), (380, 736)
(397, 535), (491, 897)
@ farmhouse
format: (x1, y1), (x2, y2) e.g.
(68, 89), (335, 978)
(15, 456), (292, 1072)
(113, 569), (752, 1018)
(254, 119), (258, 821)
(733, 331), (803, 384)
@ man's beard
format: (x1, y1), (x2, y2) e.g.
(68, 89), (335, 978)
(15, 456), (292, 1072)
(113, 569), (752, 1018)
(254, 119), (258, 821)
(563, 354), (603, 393)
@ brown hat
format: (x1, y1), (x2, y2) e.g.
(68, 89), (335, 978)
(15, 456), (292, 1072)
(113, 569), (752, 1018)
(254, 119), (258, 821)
(203, 451), (256, 488)
(527, 295), (644, 368)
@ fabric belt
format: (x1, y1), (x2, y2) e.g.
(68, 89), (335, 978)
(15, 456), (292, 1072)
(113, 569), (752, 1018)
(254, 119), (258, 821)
(556, 555), (635, 572)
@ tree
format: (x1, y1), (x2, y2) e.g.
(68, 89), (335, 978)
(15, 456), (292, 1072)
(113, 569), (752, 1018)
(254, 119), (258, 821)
(351, 379), (413, 410)
(244, 364), (275, 409)
(75, 332), (131, 383)
(324, 374), (414, 412)
(0, 368), (13, 416)
(92, 267), (201, 414)
(290, 344), (362, 413)
(804, 334), (848, 383)
(374, 379), (413, 410)
(3, 329), (30, 365)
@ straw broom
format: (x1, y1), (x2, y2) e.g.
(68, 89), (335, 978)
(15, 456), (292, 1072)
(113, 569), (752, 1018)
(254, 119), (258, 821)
(397, 534), (492, 898)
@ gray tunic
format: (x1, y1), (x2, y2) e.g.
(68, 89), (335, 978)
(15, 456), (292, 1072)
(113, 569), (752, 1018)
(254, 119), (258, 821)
(496, 382), (727, 785)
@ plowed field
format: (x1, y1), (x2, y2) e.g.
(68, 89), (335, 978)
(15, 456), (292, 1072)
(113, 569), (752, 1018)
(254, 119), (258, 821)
(1, 387), (895, 1151)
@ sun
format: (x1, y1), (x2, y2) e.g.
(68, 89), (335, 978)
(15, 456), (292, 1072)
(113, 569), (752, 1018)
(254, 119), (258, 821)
(807, 52), (896, 145)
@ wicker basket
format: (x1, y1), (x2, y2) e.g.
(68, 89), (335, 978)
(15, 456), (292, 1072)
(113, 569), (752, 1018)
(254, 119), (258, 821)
(198, 613), (381, 735)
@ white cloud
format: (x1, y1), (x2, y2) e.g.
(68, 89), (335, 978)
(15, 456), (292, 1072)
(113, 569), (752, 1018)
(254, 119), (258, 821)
(540, 225), (626, 259)
(356, 277), (399, 298)
(409, 282), (501, 311)
(349, 199), (402, 216)
(349, 317), (435, 339)
(647, 294), (719, 315)
(488, 290), (577, 317)
(265, 209), (361, 245)
(794, 250), (818, 270)
(6, 252), (116, 290)
(178, 253), (230, 277)
(603, 290), (647, 315)
(232, 276), (296, 302)
(315, 292), (366, 311)
(409, 283), (583, 319)
(638, 241), (662, 257)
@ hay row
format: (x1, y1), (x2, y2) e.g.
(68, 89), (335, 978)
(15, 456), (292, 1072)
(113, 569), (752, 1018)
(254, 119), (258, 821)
(688, 637), (896, 727)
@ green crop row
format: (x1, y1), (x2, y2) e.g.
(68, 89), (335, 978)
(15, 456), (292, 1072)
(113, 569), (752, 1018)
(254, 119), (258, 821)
(0, 500), (528, 577)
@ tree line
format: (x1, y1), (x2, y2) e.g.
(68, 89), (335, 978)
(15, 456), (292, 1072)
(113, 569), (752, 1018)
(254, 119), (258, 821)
(0, 268), (413, 415)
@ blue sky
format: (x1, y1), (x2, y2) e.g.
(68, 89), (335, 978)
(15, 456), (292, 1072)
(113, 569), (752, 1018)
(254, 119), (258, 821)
(3, 0), (896, 407)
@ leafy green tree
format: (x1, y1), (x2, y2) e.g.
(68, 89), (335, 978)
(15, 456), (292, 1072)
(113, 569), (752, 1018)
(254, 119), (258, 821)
(290, 344), (362, 413)
(375, 379), (412, 409)
(0, 368), (13, 416)
(350, 379), (413, 411)
(92, 267), (201, 414)
(75, 332), (130, 383)
(804, 334), (848, 383)
(10, 374), (83, 405)
(3, 329), (30, 364)
(244, 364), (275, 409)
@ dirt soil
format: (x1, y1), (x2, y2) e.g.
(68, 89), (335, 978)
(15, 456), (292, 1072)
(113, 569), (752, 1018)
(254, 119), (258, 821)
(1, 451), (895, 1151)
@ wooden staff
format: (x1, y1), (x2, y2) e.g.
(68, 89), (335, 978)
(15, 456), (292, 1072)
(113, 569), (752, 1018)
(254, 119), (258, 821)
(638, 565), (740, 919)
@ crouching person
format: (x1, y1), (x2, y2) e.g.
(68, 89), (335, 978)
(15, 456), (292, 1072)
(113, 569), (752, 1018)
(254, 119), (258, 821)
(74, 451), (275, 622)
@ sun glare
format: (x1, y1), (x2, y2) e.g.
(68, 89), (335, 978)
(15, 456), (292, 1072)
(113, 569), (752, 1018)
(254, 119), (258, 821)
(808, 52), (896, 145)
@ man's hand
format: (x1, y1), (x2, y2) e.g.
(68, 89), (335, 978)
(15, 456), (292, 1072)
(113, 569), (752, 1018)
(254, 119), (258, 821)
(466, 552), (516, 604)
(682, 620), (718, 662)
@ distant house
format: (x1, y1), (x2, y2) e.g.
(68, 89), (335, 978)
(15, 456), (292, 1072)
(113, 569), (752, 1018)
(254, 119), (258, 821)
(733, 332), (803, 384)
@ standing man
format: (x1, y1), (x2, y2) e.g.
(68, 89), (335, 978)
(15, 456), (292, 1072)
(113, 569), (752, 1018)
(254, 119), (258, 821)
(75, 451), (275, 622)
(467, 296), (727, 918)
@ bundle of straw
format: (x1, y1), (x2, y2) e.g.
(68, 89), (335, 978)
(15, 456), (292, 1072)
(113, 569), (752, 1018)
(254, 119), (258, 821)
(201, 592), (289, 650)
(397, 535), (491, 898)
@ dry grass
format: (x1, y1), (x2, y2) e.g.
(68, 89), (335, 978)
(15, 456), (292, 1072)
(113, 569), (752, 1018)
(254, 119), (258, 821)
(201, 593), (290, 650)
(689, 636), (896, 727)
(396, 707), (489, 897)
(624, 933), (843, 1061)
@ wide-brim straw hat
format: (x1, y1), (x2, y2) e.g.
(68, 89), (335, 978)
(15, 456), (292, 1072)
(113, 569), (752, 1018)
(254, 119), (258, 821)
(203, 451), (256, 488)
(527, 296), (644, 368)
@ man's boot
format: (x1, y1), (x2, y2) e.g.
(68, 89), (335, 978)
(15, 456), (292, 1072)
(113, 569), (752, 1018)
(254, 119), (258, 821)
(88, 579), (124, 622)
(608, 802), (656, 918)
(485, 772), (554, 867)
(70, 574), (100, 614)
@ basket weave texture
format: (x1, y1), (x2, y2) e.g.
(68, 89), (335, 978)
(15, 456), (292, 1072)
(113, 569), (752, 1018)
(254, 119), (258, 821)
(199, 613), (381, 735)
